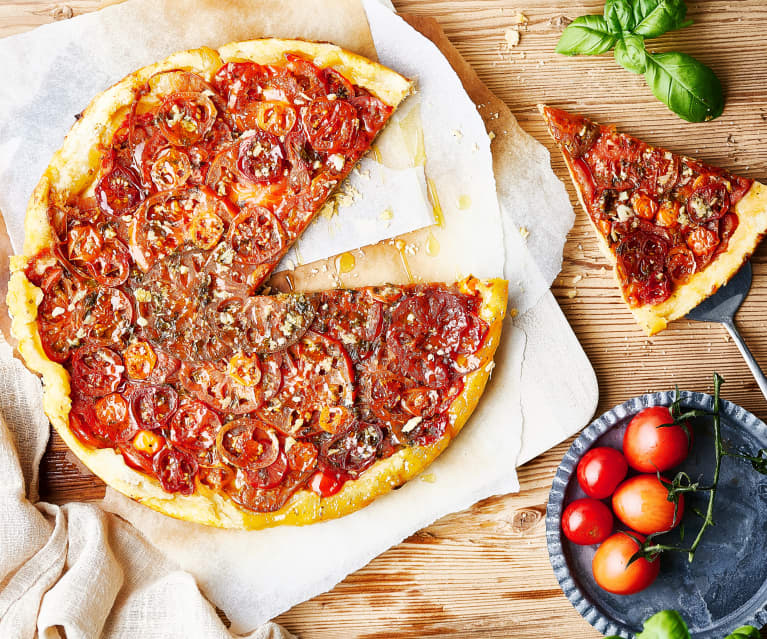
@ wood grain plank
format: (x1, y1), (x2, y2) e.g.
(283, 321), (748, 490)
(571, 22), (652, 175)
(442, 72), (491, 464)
(4, 1), (767, 637)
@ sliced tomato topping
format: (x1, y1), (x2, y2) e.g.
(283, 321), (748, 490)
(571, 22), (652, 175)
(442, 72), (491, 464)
(77, 288), (134, 348)
(153, 447), (198, 495)
(228, 206), (286, 264)
(130, 384), (178, 429)
(130, 186), (234, 271)
(322, 68), (355, 100)
(349, 95), (393, 145)
(120, 443), (157, 474)
(320, 421), (382, 475)
(687, 179), (730, 223)
(666, 246), (697, 285)
(37, 266), (81, 362)
(244, 450), (288, 489)
(179, 361), (263, 414)
(215, 418), (279, 469)
(95, 164), (143, 216)
(656, 200), (680, 228)
(286, 440), (318, 473)
(631, 191), (658, 221)
(68, 223), (103, 264)
(237, 130), (285, 184)
(69, 400), (112, 448)
(168, 399), (222, 460)
(227, 352), (262, 387)
(686, 226), (719, 258)
(237, 100), (297, 136)
(278, 54), (327, 101)
(616, 230), (669, 283)
(301, 98), (359, 153)
(123, 340), (157, 380)
(584, 132), (642, 191)
(157, 92), (217, 146)
(295, 331), (355, 407)
(150, 148), (192, 190)
(386, 290), (488, 388)
(213, 62), (273, 111)
(405, 413), (450, 447)
(94, 392), (129, 428)
(309, 469), (345, 497)
(71, 344), (125, 398)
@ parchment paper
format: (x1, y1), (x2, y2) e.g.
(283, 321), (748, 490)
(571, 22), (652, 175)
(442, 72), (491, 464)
(0, 0), (575, 632)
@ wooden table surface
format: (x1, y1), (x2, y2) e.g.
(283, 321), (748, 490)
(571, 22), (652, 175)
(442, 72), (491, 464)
(3, 1), (767, 637)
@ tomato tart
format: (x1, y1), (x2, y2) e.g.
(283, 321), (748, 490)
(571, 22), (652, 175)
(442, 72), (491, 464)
(8, 40), (508, 529)
(541, 106), (767, 335)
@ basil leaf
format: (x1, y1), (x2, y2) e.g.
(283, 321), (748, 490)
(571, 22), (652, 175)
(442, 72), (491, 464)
(615, 34), (648, 74)
(633, 0), (691, 38)
(636, 610), (690, 639)
(604, 0), (636, 33)
(724, 626), (761, 639)
(643, 52), (724, 122)
(556, 15), (617, 56)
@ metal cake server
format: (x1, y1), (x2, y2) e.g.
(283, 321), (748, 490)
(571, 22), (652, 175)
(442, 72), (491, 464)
(686, 261), (767, 401)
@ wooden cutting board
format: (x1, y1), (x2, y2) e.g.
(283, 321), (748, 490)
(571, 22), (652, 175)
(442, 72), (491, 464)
(3, 2), (767, 637)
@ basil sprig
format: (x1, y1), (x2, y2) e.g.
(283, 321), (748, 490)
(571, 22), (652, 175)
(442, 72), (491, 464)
(556, 0), (724, 122)
(606, 609), (761, 639)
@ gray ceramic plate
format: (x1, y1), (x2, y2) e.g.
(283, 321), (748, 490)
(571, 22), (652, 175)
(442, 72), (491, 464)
(546, 391), (767, 638)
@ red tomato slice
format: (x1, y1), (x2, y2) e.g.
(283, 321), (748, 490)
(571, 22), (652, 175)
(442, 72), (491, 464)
(286, 440), (319, 473)
(168, 399), (222, 461)
(157, 92), (217, 146)
(228, 206), (286, 264)
(310, 469), (345, 497)
(321, 68), (355, 100)
(666, 246), (697, 285)
(123, 340), (158, 380)
(70, 345), (125, 398)
(37, 266), (82, 363)
(129, 384), (179, 430)
(153, 446), (198, 495)
(179, 361), (263, 414)
(301, 98), (359, 154)
(561, 498), (613, 545)
(576, 446), (628, 499)
(237, 129), (285, 184)
(150, 147), (192, 190)
(95, 164), (143, 216)
(320, 421), (382, 475)
(215, 418), (279, 469)
(687, 179), (730, 224)
(77, 287), (134, 348)
(244, 451), (288, 489)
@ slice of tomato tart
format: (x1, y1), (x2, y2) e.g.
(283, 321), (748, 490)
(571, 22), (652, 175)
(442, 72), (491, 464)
(8, 40), (508, 529)
(540, 105), (767, 335)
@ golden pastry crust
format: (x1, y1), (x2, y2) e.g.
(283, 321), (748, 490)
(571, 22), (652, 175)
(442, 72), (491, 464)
(540, 104), (767, 336)
(7, 41), (508, 529)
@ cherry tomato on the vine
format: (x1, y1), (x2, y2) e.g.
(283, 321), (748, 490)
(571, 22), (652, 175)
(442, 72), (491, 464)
(612, 474), (684, 535)
(561, 498), (613, 545)
(592, 532), (660, 595)
(623, 406), (691, 472)
(576, 446), (628, 499)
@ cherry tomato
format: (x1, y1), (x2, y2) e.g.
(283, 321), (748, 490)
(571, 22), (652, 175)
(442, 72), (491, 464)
(153, 447), (198, 495)
(631, 191), (658, 221)
(576, 447), (628, 499)
(666, 246), (697, 285)
(301, 98), (359, 153)
(215, 418), (279, 469)
(656, 200), (680, 228)
(157, 92), (217, 146)
(123, 341), (158, 380)
(95, 164), (142, 215)
(592, 532), (660, 595)
(687, 180), (730, 223)
(612, 474), (684, 535)
(70, 345), (125, 398)
(685, 226), (719, 257)
(561, 498), (613, 545)
(168, 399), (222, 458)
(130, 384), (179, 430)
(623, 406), (691, 472)
(237, 129), (285, 184)
(310, 469), (345, 497)
(228, 206), (286, 264)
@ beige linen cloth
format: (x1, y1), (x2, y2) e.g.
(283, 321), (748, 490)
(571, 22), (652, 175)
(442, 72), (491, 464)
(0, 340), (293, 639)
